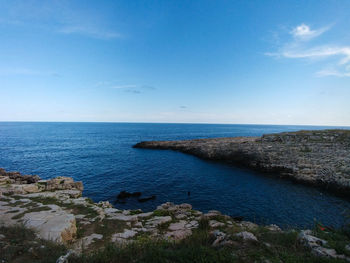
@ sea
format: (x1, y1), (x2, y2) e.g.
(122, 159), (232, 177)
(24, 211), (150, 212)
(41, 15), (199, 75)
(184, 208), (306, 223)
(0, 122), (349, 228)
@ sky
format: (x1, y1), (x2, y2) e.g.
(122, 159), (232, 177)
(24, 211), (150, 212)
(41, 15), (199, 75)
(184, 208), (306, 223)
(0, 0), (349, 126)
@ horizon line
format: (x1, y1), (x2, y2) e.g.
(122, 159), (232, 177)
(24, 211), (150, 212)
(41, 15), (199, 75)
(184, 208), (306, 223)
(0, 120), (349, 128)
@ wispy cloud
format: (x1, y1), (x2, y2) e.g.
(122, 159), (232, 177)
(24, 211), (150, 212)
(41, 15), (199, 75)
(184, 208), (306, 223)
(267, 23), (350, 77)
(58, 25), (121, 40)
(0, 1), (121, 40)
(107, 84), (156, 94)
(291, 23), (329, 41)
(317, 68), (350, 77)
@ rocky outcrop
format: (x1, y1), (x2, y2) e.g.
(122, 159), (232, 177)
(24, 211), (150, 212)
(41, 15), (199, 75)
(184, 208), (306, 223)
(0, 169), (83, 196)
(1, 169), (350, 262)
(133, 129), (350, 195)
(23, 208), (77, 243)
(298, 230), (348, 260)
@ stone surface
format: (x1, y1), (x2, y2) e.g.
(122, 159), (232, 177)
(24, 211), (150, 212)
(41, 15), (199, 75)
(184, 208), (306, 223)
(23, 209), (77, 244)
(209, 220), (225, 228)
(80, 233), (103, 247)
(235, 231), (258, 242)
(266, 224), (282, 232)
(211, 230), (227, 247)
(145, 216), (172, 228)
(2, 168), (349, 261)
(56, 250), (75, 263)
(298, 230), (327, 248)
(165, 229), (192, 240)
(134, 130), (350, 195)
(168, 221), (186, 231)
(297, 230), (349, 260)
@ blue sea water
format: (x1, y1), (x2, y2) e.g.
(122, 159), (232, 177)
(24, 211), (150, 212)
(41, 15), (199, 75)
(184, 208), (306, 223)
(0, 122), (349, 228)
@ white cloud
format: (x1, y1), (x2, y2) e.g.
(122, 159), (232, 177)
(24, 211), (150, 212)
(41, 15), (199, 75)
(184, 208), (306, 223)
(291, 23), (329, 41)
(316, 69), (350, 77)
(0, 1), (122, 41)
(59, 25), (121, 40)
(111, 85), (137, 89)
(282, 46), (350, 60)
(267, 23), (350, 77)
(109, 84), (156, 94)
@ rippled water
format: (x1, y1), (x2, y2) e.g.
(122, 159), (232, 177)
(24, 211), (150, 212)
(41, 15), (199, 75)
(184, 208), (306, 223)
(0, 122), (349, 228)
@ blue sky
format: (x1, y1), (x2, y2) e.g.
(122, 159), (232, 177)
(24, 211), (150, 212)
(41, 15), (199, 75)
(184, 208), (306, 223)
(0, 0), (349, 125)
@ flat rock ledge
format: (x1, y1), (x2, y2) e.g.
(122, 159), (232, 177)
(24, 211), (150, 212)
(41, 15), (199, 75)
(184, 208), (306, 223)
(1, 169), (350, 262)
(134, 129), (350, 195)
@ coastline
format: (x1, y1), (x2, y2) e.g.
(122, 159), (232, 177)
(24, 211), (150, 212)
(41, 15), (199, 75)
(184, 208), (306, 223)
(133, 129), (350, 196)
(1, 168), (350, 262)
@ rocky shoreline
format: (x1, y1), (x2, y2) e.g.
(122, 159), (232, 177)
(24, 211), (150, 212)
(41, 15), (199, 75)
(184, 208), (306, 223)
(133, 129), (350, 196)
(1, 168), (350, 262)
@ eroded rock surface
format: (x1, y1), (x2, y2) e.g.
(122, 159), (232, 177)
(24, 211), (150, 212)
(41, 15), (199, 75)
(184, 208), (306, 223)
(134, 130), (350, 194)
(1, 169), (350, 262)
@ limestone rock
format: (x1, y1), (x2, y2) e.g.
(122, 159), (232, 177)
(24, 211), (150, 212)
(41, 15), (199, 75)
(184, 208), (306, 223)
(78, 233), (103, 249)
(168, 221), (187, 231)
(266, 224), (282, 232)
(211, 230), (227, 247)
(56, 250), (75, 263)
(133, 130), (350, 195)
(209, 220), (225, 228)
(298, 230), (327, 248)
(145, 216), (172, 228)
(165, 229), (192, 240)
(235, 231), (258, 242)
(111, 230), (138, 243)
(23, 209), (77, 244)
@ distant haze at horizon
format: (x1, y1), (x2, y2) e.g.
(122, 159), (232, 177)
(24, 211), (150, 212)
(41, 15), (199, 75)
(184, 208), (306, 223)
(0, 1), (349, 126)
(0, 121), (349, 129)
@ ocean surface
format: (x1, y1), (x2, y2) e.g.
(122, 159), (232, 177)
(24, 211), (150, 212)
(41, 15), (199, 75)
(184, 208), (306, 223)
(0, 122), (349, 228)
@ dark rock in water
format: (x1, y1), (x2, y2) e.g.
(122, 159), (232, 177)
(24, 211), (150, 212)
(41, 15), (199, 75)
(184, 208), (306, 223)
(117, 191), (142, 199)
(115, 199), (127, 204)
(231, 216), (244, 222)
(138, 195), (156, 202)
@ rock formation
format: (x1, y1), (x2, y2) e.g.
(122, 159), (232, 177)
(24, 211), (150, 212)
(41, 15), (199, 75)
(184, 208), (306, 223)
(134, 129), (350, 195)
(1, 168), (350, 262)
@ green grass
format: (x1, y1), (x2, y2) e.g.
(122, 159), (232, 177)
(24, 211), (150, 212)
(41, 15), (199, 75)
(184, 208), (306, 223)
(129, 210), (143, 215)
(312, 226), (350, 256)
(69, 234), (234, 263)
(28, 196), (61, 206)
(27, 196), (99, 218)
(11, 206), (51, 219)
(152, 209), (172, 217)
(6, 200), (27, 207)
(71, 224), (345, 263)
(5, 209), (20, 213)
(0, 196), (11, 202)
(0, 225), (66, 263)
(62, 203), (99, 218)
(2, 221), (350, 263)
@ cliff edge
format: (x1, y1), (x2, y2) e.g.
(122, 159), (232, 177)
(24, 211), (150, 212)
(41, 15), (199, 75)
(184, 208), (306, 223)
(1, 169), (350, 262)
(134, 129), (350, 195)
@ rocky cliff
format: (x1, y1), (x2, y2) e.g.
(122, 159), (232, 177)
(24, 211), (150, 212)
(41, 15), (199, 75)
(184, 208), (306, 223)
(134, 129), (350, 195)
(1, 169), (350, 262)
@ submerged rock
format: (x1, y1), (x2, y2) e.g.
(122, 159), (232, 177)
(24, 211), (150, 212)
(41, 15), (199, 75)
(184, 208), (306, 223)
(117, 191), (142, 199)
(138, 195), (156, 202)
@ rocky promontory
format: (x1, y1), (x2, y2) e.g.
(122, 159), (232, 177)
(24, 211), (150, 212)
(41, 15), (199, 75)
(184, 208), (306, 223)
(1, 169), (350, 262)
(134, 129), (350, 195)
